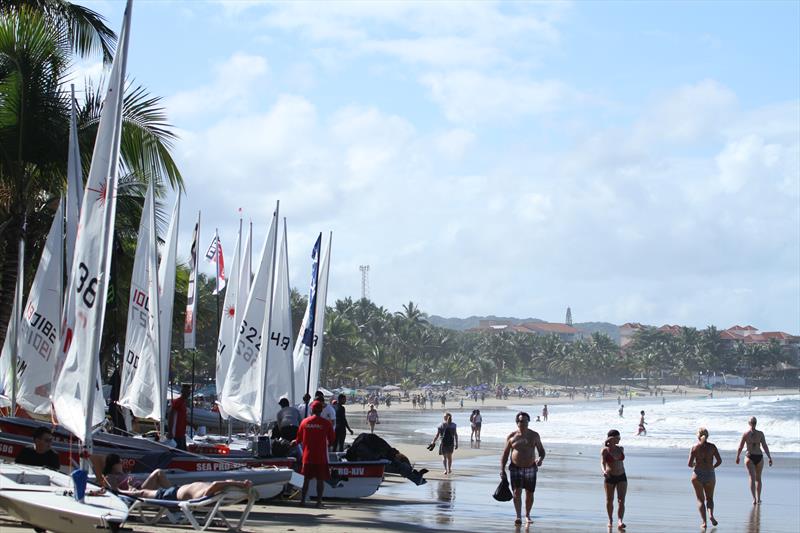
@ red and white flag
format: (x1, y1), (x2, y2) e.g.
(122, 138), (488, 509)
(205, 231), (226, 294)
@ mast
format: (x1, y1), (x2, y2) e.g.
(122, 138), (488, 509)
(304, 233), (323, 403)
(10, 235), (24, 415)
(259, 203), (279, 429)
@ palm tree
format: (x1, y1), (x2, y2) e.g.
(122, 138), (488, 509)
(0, 4), (182, 347)
(0, 0), (115, 62)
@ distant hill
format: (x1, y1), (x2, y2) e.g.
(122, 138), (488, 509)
(573, 322), (620, 342)
(425, 315), (544, 331)
(426, 315), (620, 342)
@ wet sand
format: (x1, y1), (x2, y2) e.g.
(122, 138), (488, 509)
(2, 388), (797, 532)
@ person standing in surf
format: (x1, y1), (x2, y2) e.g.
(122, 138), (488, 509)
(601, 429), (627, 530)
(636, 410), (646, 436)
(500, 411), (545, 525)
(688, 427), (722, 529)
(735, 416), (773, 505)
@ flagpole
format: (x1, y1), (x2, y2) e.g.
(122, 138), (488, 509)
(189, 211), (200, 430)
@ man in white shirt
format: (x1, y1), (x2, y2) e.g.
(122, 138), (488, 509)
(314, 391), (337, 430)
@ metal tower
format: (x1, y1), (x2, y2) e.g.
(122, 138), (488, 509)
(565, 306), (573, 326)
(359, 265), (370, 300)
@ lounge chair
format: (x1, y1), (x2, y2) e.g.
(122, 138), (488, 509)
(123, 486), (256, 531)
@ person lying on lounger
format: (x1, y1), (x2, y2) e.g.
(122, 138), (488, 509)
(102, 454), (252, 501)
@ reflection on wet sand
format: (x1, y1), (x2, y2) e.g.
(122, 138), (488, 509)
(748, 505), (761, 533)
(435, 479), (455, 525)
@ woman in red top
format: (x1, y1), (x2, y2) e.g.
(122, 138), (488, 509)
(292, 400), (336, 507)
(601, 429), (627, 530)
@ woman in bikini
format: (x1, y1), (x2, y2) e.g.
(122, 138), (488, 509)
(601, 429), (627, 530)
(735, 416), (773, 504)
(688, 427), (722, 529)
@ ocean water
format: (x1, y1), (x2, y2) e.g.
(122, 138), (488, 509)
(406, 394), (800, 453)
(369, 394), (800, 532)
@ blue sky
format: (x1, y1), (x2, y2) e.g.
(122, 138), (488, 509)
(79, 1), (799, 333)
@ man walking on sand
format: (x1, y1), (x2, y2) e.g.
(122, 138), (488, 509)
(501, 411), (545, 525)
(292, 400), (336, 507)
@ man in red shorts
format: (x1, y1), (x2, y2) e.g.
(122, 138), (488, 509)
(292, 400), (336, 506)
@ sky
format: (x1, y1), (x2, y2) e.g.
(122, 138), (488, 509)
(75, 1), (799, 333)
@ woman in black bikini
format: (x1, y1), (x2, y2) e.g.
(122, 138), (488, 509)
(689, 427), (722, 529)
(601, 429), (627, 530)
(735, 416), (773, 505)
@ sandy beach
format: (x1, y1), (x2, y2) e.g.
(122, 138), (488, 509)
(2, 388), (797, 532)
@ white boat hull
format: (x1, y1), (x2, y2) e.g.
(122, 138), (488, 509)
(0, 464), (129, 533)
(119, 466), (292, 500)
(290, 460), (387, 499)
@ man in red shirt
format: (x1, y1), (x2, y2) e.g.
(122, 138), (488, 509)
(292, 400), (336, 506)
(167, 384), (191, 450)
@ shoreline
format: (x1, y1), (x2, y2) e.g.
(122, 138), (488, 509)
(345, 385), (798, 415)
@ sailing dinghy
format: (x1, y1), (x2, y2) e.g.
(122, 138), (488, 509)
(0, 464), (128, 533)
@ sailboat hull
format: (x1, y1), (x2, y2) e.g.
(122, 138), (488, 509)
(0, 464), (128, 533)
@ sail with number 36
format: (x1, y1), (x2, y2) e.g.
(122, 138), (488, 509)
(51, 0), (132, 445)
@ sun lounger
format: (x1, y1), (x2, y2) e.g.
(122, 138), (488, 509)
(123, 487), (256, 531)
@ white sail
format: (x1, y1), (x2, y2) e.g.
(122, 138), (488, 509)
(52, 0), (133, 445)
(0, 279), (19, 408)
(66, 84), (83, 274)
(118, 183), (161, 420)
(244, 221), (252, 288)
(292, 233), (332, 404)
(215, 221), (242, 419)
(221, 205), (278, 425)
(157, 194), (180, 422)
(263, 218), (294, 421)
(0, 203), (64, 414)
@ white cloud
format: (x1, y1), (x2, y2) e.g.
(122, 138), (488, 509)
(434, 129), (476, 160)
(165, 53), (269, 120)
(715, 135), (785, 193)
(634, 79), (738, 145)
(421, 70), (578, 124)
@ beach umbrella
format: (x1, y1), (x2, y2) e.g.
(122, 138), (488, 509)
(365, 385), (382, 391)
(382, 385), (401, 392)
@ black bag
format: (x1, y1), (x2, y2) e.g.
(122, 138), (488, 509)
(493, 477), (513, 502)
